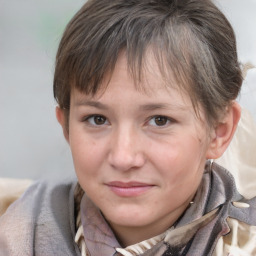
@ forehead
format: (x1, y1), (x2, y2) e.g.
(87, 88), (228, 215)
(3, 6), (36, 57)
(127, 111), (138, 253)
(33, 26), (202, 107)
(71, 53), (194, 112)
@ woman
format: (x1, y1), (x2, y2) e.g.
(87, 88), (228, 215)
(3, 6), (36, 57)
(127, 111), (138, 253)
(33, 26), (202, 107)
(1, 0), (255, 255)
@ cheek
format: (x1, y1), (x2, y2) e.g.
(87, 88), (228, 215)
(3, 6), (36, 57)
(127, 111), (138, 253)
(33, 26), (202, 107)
(70, 140), (105, 196)
(69, 131), (104, 177)
(153, 136), (206, 182)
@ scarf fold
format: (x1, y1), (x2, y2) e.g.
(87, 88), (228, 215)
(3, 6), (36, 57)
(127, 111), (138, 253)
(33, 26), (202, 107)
(79, 161), (256, 256)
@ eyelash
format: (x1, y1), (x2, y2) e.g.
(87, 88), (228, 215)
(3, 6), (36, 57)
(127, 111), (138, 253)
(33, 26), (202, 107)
(147, 115), (174, 127)
(83, 115), (109, 126)
(83, 114), (174, 128)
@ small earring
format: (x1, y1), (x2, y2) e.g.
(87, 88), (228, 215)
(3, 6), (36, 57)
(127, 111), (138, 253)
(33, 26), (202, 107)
(209, 159), (214, 170)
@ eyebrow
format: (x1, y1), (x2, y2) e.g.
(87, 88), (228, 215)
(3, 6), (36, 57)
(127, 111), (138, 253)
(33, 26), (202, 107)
(139, 103), (186, 112)
(74, 100), (186, 111)
(74, 100), (109, 110)
(140, 103), (171, 111)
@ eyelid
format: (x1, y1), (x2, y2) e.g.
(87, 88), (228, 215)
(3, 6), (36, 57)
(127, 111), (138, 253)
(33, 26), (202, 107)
(147, 115), (175, 127)
(83, 114), (109, 126)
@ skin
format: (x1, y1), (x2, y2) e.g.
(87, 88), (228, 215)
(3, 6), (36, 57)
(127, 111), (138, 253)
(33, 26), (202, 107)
(57, 53), (241, 247)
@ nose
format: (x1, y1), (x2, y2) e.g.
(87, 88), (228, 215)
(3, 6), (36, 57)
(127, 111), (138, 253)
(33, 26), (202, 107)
(107, 126), (146, 171)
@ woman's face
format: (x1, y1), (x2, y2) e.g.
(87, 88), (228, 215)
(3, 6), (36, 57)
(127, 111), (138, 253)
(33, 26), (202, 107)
(66, 53), (214, 245)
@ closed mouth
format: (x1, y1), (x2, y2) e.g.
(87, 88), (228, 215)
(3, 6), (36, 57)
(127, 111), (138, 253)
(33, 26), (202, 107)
(106, 181), (155, 197)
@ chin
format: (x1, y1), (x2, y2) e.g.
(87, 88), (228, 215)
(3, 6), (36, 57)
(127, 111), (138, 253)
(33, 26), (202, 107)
(104, 207), (148, 225)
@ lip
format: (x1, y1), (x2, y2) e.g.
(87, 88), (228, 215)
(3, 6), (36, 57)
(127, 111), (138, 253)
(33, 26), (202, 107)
(106, 181), (154, 197)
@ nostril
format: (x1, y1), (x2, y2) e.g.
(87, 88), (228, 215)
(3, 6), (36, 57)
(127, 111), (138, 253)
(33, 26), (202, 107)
(108, 147), (145, 171)
(108, 153), (135, 171)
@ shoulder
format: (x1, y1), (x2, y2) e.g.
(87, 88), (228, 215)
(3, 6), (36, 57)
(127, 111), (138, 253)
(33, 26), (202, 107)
(209, 161), (256, 255)
(0, 178), (79, 256)
(0, 177), (32, 217)
(1, 178), (76, 220)
(213, 218), (256, 256)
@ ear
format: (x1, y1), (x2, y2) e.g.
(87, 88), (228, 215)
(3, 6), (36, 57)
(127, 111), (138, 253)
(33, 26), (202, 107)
(56, 106), (69, 143)
(206, 101), (241, 159)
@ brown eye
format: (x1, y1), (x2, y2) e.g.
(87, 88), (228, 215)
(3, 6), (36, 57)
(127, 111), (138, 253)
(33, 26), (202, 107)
(148, 116), (170, 127)
(94, 115), (106, 125)
(154, 116), (168, 126)
(85, 115), (108, 126)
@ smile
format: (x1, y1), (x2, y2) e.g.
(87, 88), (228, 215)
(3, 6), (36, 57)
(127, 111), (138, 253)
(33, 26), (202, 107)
(106, 181), (154, 197)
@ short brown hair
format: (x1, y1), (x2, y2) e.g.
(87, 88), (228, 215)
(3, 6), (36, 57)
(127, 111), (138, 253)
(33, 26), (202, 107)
(53, 0), (242, 126)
